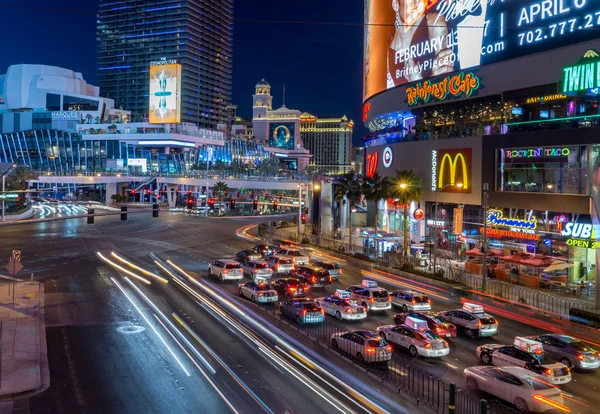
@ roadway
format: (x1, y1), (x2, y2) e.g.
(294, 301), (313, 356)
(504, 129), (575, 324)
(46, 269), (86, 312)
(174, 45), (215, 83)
(0, 209), (407, 413)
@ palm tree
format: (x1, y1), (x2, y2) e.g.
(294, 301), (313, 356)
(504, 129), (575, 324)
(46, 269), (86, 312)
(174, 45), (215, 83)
(7, 166), (36, 191)
(391, 170), (423, 258)
(334, 171), (362, 249)
(212, 181), (229, 216)
(361, 172), (391, 250)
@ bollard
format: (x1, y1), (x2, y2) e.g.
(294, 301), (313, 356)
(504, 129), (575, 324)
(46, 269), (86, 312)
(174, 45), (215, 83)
(448, 383), (456, 414)
(480, 399), (488, 414)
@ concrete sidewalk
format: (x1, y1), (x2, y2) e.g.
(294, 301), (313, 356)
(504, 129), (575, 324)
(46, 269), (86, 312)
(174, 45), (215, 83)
(0, 280), (48, 401)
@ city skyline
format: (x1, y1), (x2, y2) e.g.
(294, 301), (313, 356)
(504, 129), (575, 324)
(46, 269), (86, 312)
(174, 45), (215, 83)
(0, 0), (365, 142)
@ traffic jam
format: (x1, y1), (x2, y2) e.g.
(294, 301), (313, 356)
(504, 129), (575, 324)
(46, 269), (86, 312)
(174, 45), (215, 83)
(208, 241), (598, 413)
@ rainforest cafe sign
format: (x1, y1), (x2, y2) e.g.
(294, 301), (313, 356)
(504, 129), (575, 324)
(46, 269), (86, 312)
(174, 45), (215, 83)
(406, 72), (481, 106)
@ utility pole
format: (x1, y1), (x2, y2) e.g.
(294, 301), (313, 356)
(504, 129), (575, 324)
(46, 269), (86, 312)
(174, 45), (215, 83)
(297, 184), (302, 240)
(481, 183), (489, 293)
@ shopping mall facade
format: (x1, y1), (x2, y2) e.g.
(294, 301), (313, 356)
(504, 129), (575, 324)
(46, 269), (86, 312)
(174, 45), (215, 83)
(362, 1), (600, 288)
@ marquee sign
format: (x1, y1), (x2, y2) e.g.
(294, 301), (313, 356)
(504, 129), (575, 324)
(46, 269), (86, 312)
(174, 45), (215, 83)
(366, 152), (378, 178)
(486, 209), (537, 230)
(504, 147), (571, 159)
(406, 72), (481, 107)
(563, 50), (600, 95)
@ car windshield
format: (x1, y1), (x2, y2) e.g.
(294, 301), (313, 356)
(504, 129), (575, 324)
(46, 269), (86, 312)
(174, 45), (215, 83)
(522, 375), (556, 390)
(257, 284), (273, 291)
(368, 338), (388, 347)
(279, 258), (292, 264)
(480, 317), (496, 325)
(414, 296), (429, 303)
(571, 341), (597, 352)
(287, 251), (302, 256)
(322, 263), (339, 269)
(254, 263), (268, 269)
(226, 264), (241, 269)
(372, 290), (388, 298)
(429, 315), (450, 325)
(287, 280), (301, 287)
(301, 303), (319, 311)
(417, 331), (442, 341)
(316, 271), (329, 277)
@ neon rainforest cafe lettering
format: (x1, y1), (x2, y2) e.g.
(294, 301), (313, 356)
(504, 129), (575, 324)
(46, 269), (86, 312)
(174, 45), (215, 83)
(406, 72), (480, 106)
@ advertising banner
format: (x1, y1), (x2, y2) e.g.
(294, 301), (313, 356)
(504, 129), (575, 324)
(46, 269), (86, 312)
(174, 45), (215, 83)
(149, 63), (181, 124)
(364, 0), (600, 101)
(453, 208), (463, 235)
(269, 123), (295, 149)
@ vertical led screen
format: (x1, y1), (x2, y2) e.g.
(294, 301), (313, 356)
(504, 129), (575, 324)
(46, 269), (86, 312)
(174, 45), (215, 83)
(364, 0), (600, 102)
(269, 123), (295, 149)
(149, 64), (181, 124)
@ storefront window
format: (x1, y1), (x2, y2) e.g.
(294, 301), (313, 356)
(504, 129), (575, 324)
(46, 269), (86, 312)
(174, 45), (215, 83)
(497, 146), (587, 194)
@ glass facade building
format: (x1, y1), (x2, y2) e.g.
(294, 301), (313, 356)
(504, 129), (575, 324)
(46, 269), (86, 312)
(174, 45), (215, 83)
(0, 130), (271, 174)
(97, 0), (233, 127)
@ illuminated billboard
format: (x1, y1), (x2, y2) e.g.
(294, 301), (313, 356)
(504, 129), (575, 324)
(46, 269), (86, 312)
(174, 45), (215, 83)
(269, 123), (295, 149)
(432, 148), (472, 194)
(364, 0), (600, 102)
(149, 63), (181, 124)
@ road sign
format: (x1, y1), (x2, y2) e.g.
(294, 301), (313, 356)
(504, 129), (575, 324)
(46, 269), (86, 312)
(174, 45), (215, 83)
(12, 250), (21, 262)
(0, 193), (19, 200)
(5, 259), (23, 275)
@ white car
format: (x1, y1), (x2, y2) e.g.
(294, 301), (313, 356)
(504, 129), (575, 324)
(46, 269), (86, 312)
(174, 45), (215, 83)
(439, 303), (498, 338)
(263, 256), (294, 274)
(377, 322), (449, 358)
(330, 330), (392, 364)
(276, 249), (309, 265)
(208, 260), (243, 281)
(476, 338), (572, 385)
(389, 290), (431, 312)
(238, 281), (278, 303)
(241, 260), (273, 281)
(314, 295), (367, 321)
(465, 366), (569, 413)
(346, 280), (391, 311)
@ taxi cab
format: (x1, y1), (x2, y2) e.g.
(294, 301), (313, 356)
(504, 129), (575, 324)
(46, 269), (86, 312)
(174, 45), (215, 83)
(439, 303), (498, 339)
(377, 316), (449, 358)
(476, 337), (572, 385)
(389, 290), (431, 312)
(346, 280), (392, 312)
(315, 290), (367, 321)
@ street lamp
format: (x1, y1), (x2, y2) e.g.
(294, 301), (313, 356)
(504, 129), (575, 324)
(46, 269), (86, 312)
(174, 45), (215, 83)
(297, 182), (318, 240)
(433, 182), (463, 274)
(1, 164), (18, 221)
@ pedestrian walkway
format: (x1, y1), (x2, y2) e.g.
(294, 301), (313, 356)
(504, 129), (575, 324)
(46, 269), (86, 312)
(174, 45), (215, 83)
(0, 280), (48, 400)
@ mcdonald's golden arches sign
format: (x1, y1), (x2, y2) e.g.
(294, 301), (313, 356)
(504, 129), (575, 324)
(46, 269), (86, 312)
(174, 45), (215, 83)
(436, 148), (472, 194)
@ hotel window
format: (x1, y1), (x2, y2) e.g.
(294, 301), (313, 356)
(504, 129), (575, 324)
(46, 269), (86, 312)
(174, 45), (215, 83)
(497, 145), (587, 195)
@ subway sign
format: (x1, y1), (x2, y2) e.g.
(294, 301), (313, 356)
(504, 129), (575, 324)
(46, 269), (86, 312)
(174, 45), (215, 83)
(561, 222), (594, 239)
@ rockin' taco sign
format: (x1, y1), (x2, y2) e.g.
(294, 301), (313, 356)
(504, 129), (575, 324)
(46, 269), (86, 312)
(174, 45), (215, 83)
(406, 72), (481, 106)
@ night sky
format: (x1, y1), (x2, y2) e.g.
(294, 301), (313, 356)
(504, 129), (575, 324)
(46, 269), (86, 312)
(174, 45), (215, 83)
(0, 0), (366, 143)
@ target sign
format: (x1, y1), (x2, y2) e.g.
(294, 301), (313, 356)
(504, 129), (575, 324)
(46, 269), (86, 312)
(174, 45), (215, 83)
(383, 147), (393, 168)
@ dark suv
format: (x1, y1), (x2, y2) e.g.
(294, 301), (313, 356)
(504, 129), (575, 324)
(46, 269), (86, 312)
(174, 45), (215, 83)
(273, 278), (310, 298)
(291, 265), (332, 288)
(235, 249), (262, 264)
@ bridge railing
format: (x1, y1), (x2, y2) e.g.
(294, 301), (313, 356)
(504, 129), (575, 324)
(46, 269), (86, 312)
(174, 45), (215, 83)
(32, 170), (311, 183)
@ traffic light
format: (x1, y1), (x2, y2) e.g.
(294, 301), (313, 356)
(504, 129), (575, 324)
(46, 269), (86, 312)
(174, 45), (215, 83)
(16, 196), (23, 211)
(301, 215), (306, 224)
(208, 198), (215, 210)
(188, 190), (192, 195)
(273, 201), (278, 210)
(87, 208), (95, 224)
(146, 189), (151, 195)
(224, 190), (228, 196)
(252, 200), (258, 209)
(230, 199), (236, 209)
(187, 197), (194, 208)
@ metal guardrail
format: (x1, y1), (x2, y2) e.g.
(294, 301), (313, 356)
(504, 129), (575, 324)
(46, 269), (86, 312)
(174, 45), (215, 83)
(251, 301), (515, 414)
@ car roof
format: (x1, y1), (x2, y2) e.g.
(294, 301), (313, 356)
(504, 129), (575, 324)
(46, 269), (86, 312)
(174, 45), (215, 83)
(248, 260), (269, 265)
(500, 366), (546, 379)
(220, 259), (240, 264)
(353, 330), (378, 338)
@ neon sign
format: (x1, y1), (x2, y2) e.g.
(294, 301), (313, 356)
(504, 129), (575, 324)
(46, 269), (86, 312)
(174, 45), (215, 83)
(362, 103), (371, 122)
(566, 239), (600, 249)
(563, 50), (600, 94)
(561, 222), (593, 239)
(486, 210), (537, 230)
(525, 94), (567, 104)
(366, 152), (378, 178)
(504, 147), (570, 159)
(383, 147), (393, 168)
(436, 148), (471, 193)
(485, 228), (540, 241)
(406, 72), (481, 106)
(431, 150), (437, 191)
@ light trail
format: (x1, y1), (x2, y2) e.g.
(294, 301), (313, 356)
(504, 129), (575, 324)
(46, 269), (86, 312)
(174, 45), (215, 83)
(111, 252), (168, 284)
(235, 224), (261, 241)
(97, 252), (151, 285)
(361, 270), (450, 301)
(371, 269), (449, 293)
(307, 248), (348, 263)
(111, 277), (190, 376)
(166, 258), (390, 414)
(173, 313), (274, 414)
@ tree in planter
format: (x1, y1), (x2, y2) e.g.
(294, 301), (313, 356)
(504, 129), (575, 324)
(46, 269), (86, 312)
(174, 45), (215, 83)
(334, 171), (362, 249)
(361, 172), (391, 255)
(212, 181), (229, 215)
(391, 169), (423, 259)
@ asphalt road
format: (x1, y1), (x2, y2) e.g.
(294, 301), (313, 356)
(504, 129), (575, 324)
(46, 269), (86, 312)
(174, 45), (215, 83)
(0, 209), (407, 414)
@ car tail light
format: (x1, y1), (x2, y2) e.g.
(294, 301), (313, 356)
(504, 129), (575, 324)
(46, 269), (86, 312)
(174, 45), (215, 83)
(328, 276), (332, 282)
(320, 309), (325, 315)
(412, 299), (416, 305)
(477, 321), (482, 327)
(424, 343), (431, 349)
(369, 298), (374, 303)
(436, 327), (441, 333)
(366, 347), (376, 353)
(345, 309), (352, 313)
(386, 345), (392, 351)
(545, 369), (553, 375)
(578, 354), (585, 360)
(258, 292), (263, 296)
(311, 276), (316, 283)
(254, 269), (258, 273)
(387, 297), (392, 302)
(339, 269), (342, 274)
(443, 341), (448, 347)
(302, 310), (307, 316)
(427, 299), (431, 303)
(289, 287), (297, 292)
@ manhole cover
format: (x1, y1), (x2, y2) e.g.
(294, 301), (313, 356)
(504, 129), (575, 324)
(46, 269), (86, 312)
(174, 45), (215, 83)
(116, 325), (145, 334)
